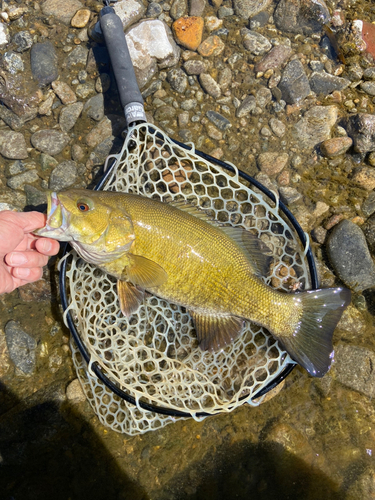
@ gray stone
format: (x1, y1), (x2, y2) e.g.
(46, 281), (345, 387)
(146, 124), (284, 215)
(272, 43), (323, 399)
(257, 152), (288, 176)
(346, 114), (375, 154)
(83, 94), (104, 122)
(310, 71), (350, 95)
(154, 105), (176, 122)
(41, 0), (83, 25)
(233, 0), (271, 19)
(269, 118), (286, 138)
(30, 42), (58, 86)
(255, 45), (292, 73)
(279, 186), (302, 205)
(88, 136), (122, 166)
(0, 107), (23, 131)
(49, 161), (78, 190)
(293, 105), (338, 149)
(363, 67), (375, 80)
(363, 213), (375, 253)
(7, 170), (39, 190)
(96, 73), (111, 93)
(5, 321), (36, 374)
(75, 83), (95, 99)
(183, 59), (207, 75)
(249, 11), (269, 29)
(167, 68), (188, 93)
(5, 160), (27, 177)
(279, 59), (310, 104)
(114, 0), (146, 30)
(242, 29), (272, 56)
(199, 73), (221, 98)
(218, 6), (234, 17)
(147, 2), (163, 17)
(362, 192), (375, 218)
(189, 0), (205, 16)
(170, 0), (187, 19)
(71, 144), (84, 162)
(327, 219), (375, 292)
(65, 45), (89, 68)
(274, 0), (330, 35)
(181, 99), (197, 111)
(142, 80), (162, 98)
(236, 95), (256, 118)
(333, 344), (375, 399)
(256, 87), (272, 108)
(40, 153), (58, 171)
(24, 185), (47, 207)
(360, 81), (375, 97)
(3, 52), (24, 74)
(13, 31), (33, 52)
(218, 67), (232, 90)
(0, 132), (28, 160)
(31, 129), (70, 156)
(206, 110), (231, 130)
(347, 63), (363, 81)
(59, 102), (84, 132)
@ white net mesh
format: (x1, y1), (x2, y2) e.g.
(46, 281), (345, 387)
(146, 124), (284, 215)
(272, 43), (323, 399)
(65, 123), (312, 435)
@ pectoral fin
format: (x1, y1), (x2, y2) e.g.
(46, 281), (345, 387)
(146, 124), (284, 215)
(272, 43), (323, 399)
(190, 312), (244, 351)
(117, 279), (145, 317)
(126, 254), (168, 288)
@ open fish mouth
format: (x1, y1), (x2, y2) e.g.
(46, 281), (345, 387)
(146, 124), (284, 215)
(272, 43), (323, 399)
(34, 191), (72, 241)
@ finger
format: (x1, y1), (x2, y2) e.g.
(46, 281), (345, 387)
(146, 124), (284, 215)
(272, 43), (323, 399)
(5, 251), (48, 268)
(0, 211), (46, 233)
(11, 266), (43, 281)
(35, 238), (60, 256)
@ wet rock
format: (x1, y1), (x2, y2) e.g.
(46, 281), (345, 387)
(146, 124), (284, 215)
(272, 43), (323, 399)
(172, 16), (204, 51)
(31, 129), (70, 156)
(206, 110), (231, 130)
(85, 115), (126, 148)
(351, 166), (375, 191)
(49, 160), (77, 190)
(66, 379), (86, 402)
(346, 467), (375, 500)
(0, 131), (28, 160)
(88, 136), (122, 167)
(279, 186), (302, 205)
(65, 45), (89, 68)
(183, 59), (206, 75)
(199, 73), (221, 98)
(181, 99), (196, 111)
(269, 117), (286, 138)
(362, 192), (375, 218)
(363, 213), (375, 252)
(51, 80), (77, 105)
(18, 278), (52, 301)
(345, 114), (375, 154)
(167, 68), (188, 93)
(257, 152), (288, 176)
(59, 101), (84, 132)
(95, 73), (111, 93)
(147, 2), (163, 18)
(337, 304), (367, 338)
(363, 67), (375, 80)
(235, 95), (256, 117)
(75, 82), (95, 99)
(310, 71), (350, 95)
(320, 137), (353, 158)
(332, 345), (375, 398)
(24, 185), (47, 207)
(5, 160), (28, 177)
(154, 105), (176, 122)
(5, 320), (37, 375)
(205, 16), (223, 33)
(40, 153), (58, 171)
(311, 226), (327, 244)
(127, 20), (180, 88)
(233, 0), (271, 19)
(218, 67), (232, 90)
(255, 45), (292, 73)
(83, 94), (104, 122)
(41, 0), (83, 25)
(360, 81), (375, 96)
(294, 105), (338, 149)
(30, 42), (58, 86)
(170, 0), (187, 19)
(256, 87), (272, 108)
(189, 0), (205, 17)
(12, 30), (33, 53)
(249, 11), (269, 29)
(0, 22), (9, 48)
(242, 29), (272, 56)
(218, 6), (234, 18)
(327, 219), (375, 292)
(114, 0), (146, 30)
(7, 170), (39, 190)
(274, 0), (330, 35)
(3, 52), (24, 74)
(71, 8), (90, 28)
(197, 35), (225, 57)
(142, 80), (162, 98)
(279, 59), (310, 104)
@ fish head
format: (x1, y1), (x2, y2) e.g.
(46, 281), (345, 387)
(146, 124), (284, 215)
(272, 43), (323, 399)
(35, 189), (135, 254)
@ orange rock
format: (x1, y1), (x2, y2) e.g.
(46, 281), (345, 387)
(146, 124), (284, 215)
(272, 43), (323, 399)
(172, 17), (204, 51)
(197, 35), (225, 57)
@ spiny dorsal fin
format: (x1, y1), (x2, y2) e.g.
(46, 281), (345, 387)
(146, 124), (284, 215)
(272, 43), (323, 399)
(221, 227), (272, 276)
(117, 280), (144, 317)
(169, 199), (220, 225)
(126, 254), (168, 288)
(190, 312), (244, 351)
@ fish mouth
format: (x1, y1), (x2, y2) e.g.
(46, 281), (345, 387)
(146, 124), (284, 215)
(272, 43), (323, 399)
(34, 192), (72, 241)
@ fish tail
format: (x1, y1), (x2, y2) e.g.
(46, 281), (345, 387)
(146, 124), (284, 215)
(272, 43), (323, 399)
(278, 287), (351, 377)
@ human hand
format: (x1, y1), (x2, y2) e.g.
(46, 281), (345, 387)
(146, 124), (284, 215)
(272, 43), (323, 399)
(0, 211), (60, 295)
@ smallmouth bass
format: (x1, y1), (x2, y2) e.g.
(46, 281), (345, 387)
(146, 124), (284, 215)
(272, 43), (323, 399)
(36, 189), (351, 377)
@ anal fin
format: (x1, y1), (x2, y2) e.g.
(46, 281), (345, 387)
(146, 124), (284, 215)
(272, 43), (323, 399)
(190, 312), (244, 351)
(117, 279), (145, 317)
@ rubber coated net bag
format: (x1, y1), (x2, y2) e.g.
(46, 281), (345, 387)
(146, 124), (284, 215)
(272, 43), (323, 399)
(63, 123), (311, 435)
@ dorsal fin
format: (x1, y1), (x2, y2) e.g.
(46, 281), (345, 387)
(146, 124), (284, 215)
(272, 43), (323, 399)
(169, 199), (220, 225)
(221, 227), (272, 276)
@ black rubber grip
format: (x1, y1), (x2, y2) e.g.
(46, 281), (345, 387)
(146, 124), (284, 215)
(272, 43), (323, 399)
(99, 6), (146, 125)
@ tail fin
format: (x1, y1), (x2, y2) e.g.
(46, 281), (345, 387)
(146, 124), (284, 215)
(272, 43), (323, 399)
(279, 287), (351, 377)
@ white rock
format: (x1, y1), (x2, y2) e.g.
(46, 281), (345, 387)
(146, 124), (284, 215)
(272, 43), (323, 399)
(66, 378), (86, 402)
(114, 0), (146, 29)
(0, 22), (9, 48)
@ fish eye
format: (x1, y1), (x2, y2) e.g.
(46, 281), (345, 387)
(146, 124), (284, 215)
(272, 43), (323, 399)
(77, 202), (90, 212)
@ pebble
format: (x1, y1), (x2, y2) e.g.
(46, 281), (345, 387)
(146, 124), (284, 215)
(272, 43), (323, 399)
(319, 137), (352, 158)
(71, 8), (91, 28)
(249, 11), (269, 29)
(31, 129), (70, 156)
(206, 110), (231, 130)
(257, 152), (288, 176)
(49, 160), (78, 190)
(333, 345), (375, 399)
(327, 219), (375, 292)
(154, 105), (176, 122)
(197, 35), (225, 57)
(363, 214), (375, 252)
(360, 81), (375, 97)
(279, 59), (311, 104)
(30, 42), (58, 86)
(88, 136), (122, 167)
(236, 95), (256, 118)
(41, 0), (83, 25)
(279, 186), (302, 205)
(363, 67), (375, 80)
(199, 73), (221, 98)
(40, 153), (58, 171)
(351, 166), (375, 191)
(83, 94), (104, 122)
(274, 0), (330, 34)
(233, 0), (271, 19)
(309, 71), (350, 95)
(172, 16), (204, 51)
(52, 81), (77, 105)
(311, 226), (327, 244)
(254, 45), (292, 73)
(59, 102), (84, 132)
(181, 99), (196, 111)
(39, 92), (55, 116)
(65, 45), (89, 68)
(242, 29), (272, 56)
(75, 83), (95, 99)
(7, 170), (39, 190)
(218, 6), (234, 18)
(24, 185), (47, 208)
(13, 31), (33, 53)
(3, 52), (23, 74)
(190, 0), (206, 17)
(256, 87), (272, 108)
(294, 105), (338, 149)
(66, 378), (86, 402)
(5, 320), (36, 374)
(205, 16), (222, 33)
(167, 68), (188, 93)
(114, 0), (146, 30)
(147, 2), (163, 18)
(362, 191), (375, 217)
(345, 113), (375, 154)
(0, 22), (9, 47)
(95, 73), (111, 93)
(0, 131), (28, 160)
(206, 124), (222, 141)
(269, 117), (286, 137)
(183, 59), (206, 75)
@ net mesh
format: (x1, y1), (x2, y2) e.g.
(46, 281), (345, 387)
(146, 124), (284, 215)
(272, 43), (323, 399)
(65, 123), (311, 435)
